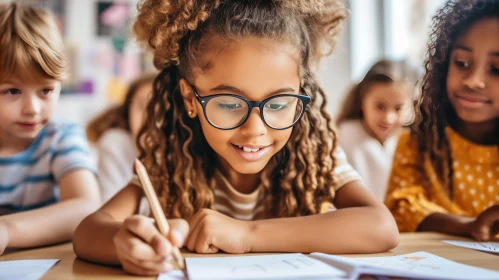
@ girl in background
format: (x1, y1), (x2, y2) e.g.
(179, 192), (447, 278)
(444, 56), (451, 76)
(87, 73), (156, 203)
(385, 0), (499, 241)
(337, 59), (419, 201)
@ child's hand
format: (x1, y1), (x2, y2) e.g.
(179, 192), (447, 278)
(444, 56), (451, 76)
(471, 205), (499, 241)
(0, 221), (8, 255)
(113, 215), (188, 276)
(186, 209), (252, 254)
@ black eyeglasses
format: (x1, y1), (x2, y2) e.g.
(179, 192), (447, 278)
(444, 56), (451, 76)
(191, 86), (311, 130)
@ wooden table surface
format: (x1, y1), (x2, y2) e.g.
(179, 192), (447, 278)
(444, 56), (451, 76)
(1, 232), (498, 279)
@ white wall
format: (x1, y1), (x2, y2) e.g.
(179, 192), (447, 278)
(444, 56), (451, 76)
(320, 0), (385, 119)
(349, 0), (384, 81)
(383, 0), (410, 60)
(317, 4), (352, 117)
(384, 0), (447, 67)
(66, 0), (94, 44)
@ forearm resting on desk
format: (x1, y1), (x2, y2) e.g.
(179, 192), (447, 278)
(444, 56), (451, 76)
(73, 211), (122, 265)
(0, 197), (98, 248)
(417, 213), (474, 236)
(249, 205), (400, 254)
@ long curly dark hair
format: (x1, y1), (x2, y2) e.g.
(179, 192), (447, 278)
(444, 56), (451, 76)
(413, 0), (499, 198)
(132, 0), (348, 219)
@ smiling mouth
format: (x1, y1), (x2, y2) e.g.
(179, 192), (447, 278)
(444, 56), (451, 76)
(231, 143), (272, 162)
(232, 144), (271, 153)
(17, 122), (38, 127)
(455, 94), (492, 104)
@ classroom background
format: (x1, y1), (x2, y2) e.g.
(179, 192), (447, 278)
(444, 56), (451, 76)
(8, 0), (446, 125)
(2, 1), (499, 279)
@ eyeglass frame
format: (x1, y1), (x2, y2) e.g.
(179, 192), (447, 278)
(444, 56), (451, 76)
(190, 86), (311, 130)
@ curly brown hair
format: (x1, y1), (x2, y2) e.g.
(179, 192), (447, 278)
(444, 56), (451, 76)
(133, 0), (348, 219)
(337, 59), (420, 124)
(413, 0), (499, 198)
(86, 72), (157, 143)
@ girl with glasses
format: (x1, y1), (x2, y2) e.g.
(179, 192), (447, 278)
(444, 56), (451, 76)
(73, 0), (399, 276)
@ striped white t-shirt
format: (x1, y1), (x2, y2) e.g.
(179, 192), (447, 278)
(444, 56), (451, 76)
(133, 146), (361, 219)
(0, 119), (96, 212)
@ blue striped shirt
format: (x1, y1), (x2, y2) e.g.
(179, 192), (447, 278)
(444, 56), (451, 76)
(0, 119), (96, 212)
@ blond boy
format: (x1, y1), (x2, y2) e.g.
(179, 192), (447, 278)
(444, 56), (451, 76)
(0, 3), (100, 254)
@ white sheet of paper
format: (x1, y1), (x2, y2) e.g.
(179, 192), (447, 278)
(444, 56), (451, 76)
(311, 251), (499, 280)
(443, 240), (499, 255)
(184, 253), (346, 280)
(0, 259), (59, 280)
(157, 270), (185, 280)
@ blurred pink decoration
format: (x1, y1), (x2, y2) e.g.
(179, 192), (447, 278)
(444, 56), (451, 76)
(100, 3), (129, 26)
(119, 53), (141, 81)
(93, 46), (115, 70)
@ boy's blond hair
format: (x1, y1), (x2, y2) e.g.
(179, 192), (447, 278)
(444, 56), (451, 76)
(0, 2), (66, 81)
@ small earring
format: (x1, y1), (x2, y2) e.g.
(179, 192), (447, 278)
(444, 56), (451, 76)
(188, 110), (193, 115)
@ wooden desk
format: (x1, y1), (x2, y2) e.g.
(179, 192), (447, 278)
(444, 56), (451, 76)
(1, 233), (498, 279)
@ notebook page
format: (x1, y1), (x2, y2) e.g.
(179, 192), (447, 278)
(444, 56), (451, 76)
(182, 253), (346, 280)
(0, 259), (59, 280)
(310, 251), (499, 280)
(157, 270), (185, 280)
(443, 240), (499, 254)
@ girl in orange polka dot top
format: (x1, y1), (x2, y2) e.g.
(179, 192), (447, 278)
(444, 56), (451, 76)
(385, 0), (499, 241)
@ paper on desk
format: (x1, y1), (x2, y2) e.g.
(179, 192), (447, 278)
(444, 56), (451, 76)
(0, 259), (59, 280)
(311, 251), (499, 280)
(181, 253), (346, 280)
(158, 270), (185, 280)
(443, 240), (499, 254)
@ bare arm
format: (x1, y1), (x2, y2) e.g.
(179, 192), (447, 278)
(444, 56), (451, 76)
(0, 169), (100, 248)
(417, 213), (473, 236)
(418, 206), (499, 241)
(248, 181), (399, 253)
(73, 184), (143, 265)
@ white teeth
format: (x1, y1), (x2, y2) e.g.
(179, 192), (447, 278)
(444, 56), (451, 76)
(235, 144), (262, 152)
(242, 146), (260, 153)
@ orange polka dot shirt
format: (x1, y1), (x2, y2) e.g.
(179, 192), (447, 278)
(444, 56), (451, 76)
(385, 127), (499, 232)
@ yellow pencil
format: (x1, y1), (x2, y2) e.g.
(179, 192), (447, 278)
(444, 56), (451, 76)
(134, 159), (185, 270)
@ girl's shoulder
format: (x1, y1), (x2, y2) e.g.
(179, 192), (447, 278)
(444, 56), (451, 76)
(337, 120), (363, 136)
(97, 128), (134, 147)
(95, 128), (136, 158)
(95, 128), (136, 166)
(338, 120), (389, 152)
(337, 120), (368, 145)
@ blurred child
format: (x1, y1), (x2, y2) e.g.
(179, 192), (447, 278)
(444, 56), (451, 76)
(0, 3), (99, 254)
(385, 0), (499, 241)
(73, 0), (399, 276)
(337, 59), (419, 201)
(87, 73), (156, 203)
